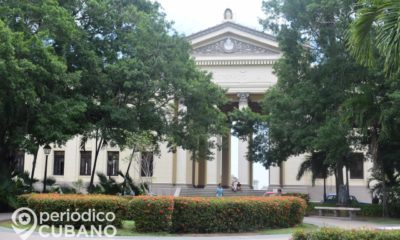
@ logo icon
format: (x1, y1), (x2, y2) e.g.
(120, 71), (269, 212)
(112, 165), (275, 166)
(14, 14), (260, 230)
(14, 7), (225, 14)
(12, 207), (37, 240)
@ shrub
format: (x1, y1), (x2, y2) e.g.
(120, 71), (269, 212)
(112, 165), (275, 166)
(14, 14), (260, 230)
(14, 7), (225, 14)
(128, 196), (174, 232)
(171, 196), (306, 233)
(282, 193), (310, 204)
(24, 194), (128, 228)
(293, 228), (400, 240)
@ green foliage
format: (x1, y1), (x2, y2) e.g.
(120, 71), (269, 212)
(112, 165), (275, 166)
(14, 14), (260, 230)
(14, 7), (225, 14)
(293, 228), (400, 240)
(0, 0), (227, 203)
(348, 0), (400, 76)
(0, 172), (38, 211)
(128, 196), (174, 232)
(91, 172), (143, 196)
(171, 197), (306, 233)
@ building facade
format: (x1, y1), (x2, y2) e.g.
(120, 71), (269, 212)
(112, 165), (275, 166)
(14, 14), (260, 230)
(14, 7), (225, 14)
(20, 9), (372, 202)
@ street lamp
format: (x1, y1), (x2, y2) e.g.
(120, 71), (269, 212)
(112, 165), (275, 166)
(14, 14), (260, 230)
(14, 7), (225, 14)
(42, 144), (52, 193)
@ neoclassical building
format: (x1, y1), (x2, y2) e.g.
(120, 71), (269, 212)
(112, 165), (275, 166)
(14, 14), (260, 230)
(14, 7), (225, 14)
(20, 9), (373, 202)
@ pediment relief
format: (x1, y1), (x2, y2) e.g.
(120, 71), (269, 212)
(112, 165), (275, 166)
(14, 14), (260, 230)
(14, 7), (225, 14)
(192, 37), (280, 56)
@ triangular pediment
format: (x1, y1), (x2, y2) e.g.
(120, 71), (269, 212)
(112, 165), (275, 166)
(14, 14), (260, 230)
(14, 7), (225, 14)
(191, 36), (280, 57)
(187, 21), (281, 58)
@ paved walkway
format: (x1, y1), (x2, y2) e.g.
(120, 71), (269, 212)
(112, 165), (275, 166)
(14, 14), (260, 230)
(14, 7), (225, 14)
(0, 213), (11, 222)
(304, 216), (400, 229)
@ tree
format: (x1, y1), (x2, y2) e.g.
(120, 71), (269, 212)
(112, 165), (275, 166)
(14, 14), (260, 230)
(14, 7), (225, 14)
(348, 0), (400, 76)
(60, 0), (227, 192)
(0, 0), (85, 207)
(254, 0), (373, 205)
(297, 152), (331, 202)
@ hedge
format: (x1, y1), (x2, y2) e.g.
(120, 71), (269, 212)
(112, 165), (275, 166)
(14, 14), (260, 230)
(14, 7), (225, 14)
(171, 196), (306, 233)
(128, 196), (174, 232)
(19, 194), (306, 233)
(307, 202), (384, 217)
(21, 194), (128, 228)
(293, 228), (400, 240)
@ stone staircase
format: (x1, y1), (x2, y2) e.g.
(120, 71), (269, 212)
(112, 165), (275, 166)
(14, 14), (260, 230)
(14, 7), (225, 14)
(180, 188), (265, 197)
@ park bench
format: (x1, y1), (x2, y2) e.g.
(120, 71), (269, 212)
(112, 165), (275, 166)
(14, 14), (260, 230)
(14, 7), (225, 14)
(314, 206), (361, 219)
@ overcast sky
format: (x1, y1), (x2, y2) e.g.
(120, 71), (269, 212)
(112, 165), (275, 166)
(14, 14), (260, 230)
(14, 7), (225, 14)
(154, 0), (270, 189)
(155, 0), (266, 35)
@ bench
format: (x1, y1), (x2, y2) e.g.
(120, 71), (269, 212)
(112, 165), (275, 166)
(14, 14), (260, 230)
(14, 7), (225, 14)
(314, 206), (361, 219)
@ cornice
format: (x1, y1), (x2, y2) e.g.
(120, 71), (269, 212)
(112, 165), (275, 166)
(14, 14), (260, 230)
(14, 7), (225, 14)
(195, 59), (278, 66)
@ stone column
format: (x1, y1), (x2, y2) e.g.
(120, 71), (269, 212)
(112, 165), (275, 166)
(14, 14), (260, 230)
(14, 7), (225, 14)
(221, 133), (231, 188)
(174, 147), (187, 185)
(173, 98), (187, 186)
(237, 93), (252, 187)
(206, 137), (219, 187)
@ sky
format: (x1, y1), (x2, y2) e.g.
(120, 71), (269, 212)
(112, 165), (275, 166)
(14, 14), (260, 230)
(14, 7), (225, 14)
(155, 0), (266, 35)
(155, 0), (269, 189)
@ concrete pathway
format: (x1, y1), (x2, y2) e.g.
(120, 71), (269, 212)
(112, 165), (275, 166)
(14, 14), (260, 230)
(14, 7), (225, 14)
(304, 216), (400, 229)
(0, 213), (11, 222)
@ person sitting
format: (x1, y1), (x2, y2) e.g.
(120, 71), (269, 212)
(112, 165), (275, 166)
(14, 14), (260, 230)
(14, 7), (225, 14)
(216, 183), (224, 197)
(232, 180), (238, 192)
(237, 182), (242, 191)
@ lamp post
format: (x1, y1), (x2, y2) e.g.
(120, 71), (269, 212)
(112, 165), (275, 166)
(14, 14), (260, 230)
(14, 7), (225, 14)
(42, 144), (51, 193)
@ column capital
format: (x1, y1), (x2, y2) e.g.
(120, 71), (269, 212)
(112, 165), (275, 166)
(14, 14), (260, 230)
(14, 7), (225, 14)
(237, 93), (249, 109)
(237, 92), (249, 102)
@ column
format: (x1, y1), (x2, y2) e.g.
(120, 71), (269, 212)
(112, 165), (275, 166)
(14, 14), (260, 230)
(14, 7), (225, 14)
(206, 136), (219, 187)
(174, 147), (187, 185)
(221, 133), (231, 188)
(237, 93), (252, 187)
(173, 98), (188, 186)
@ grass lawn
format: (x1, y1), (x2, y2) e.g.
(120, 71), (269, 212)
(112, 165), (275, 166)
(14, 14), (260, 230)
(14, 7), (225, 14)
(258, 223), (317, 235)
(356, 217), (400, 225)
(0, 220), (318, 236)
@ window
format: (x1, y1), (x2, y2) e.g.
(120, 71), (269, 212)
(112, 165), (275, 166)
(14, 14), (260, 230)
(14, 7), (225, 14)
(53, 151), (65, 175)
(349, 153), (364, 179)
(107, 151), (119, 176)
(141, 152), (153, 177)
(80, 151), (92, 176)
(15, 151), (25, 173)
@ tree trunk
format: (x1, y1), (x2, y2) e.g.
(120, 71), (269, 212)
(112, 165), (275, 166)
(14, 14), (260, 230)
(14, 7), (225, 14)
(121, 148), (135, 195)
(30, 147), (39, 190)
(323, 177), (327, 202)
(192, 157), (196, 187)
(370, 125), (387, 217)
(336, 159), (346, 206)
(88, 132), (103, 193)
(42, 155), (49, 193)
(346, 165), (350, 205)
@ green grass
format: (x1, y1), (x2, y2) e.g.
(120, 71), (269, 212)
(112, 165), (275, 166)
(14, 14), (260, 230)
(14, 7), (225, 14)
(0, 220), (318, 236)
(258, 223), (318, 235)
(356, 217), (400, 225)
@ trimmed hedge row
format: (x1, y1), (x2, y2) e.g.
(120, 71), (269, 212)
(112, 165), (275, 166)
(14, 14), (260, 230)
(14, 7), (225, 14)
(293, 228), (400, 240)
(171, 196), (306, 233)
(18, 194), (127, 227)
(128, 196), (174, 232)
(19, 194), (306, 233)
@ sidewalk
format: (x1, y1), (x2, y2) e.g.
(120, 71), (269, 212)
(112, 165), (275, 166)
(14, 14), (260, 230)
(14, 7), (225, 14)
(0, 213), (11, 222)
(304, 216), (400, 229)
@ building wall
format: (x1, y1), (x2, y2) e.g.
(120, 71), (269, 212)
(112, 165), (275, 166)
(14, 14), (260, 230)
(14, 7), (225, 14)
(23, 137), (177, 189)
(199, 65), (277, 93)
(269, 153), (374, 203)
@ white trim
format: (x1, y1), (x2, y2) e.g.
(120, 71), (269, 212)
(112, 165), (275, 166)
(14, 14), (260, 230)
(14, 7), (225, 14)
(195, 59), (277, 66)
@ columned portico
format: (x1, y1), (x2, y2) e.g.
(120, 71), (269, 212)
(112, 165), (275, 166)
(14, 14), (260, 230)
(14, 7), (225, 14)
(185, 10), (280, 190)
